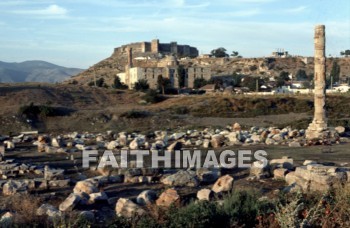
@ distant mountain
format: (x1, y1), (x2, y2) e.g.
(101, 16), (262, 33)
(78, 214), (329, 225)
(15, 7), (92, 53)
(0, 60), (84, 83)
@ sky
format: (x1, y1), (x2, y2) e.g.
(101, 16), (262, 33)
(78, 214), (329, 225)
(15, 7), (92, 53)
(0, 0), (349, 69)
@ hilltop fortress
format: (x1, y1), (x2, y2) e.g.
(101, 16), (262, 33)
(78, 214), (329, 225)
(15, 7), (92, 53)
(69, 39), (350, 90)
(113, 39), (199, 58)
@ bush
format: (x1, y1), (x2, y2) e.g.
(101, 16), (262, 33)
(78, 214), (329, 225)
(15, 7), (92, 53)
(120, 110), (150, 118)
(165, 201), (229, 228)
(142, 89), (165, 104)
(18, 102), (57, 118)
(113, 76), (128, 89)
(134, 79), (150, 91)
(172, 106), (190, 115)
(220, 190), (273, 227)
(193, 78), (209, 89)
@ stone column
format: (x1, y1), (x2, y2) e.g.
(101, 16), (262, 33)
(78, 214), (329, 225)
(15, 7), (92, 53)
(306, 25), (329, 139)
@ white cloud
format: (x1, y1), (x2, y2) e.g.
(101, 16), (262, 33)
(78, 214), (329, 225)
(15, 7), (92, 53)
(0, 0), (54, 6)
(12, 4), (68, 16)
(233, 9), (261, 17)
(286, 6), (307, 13)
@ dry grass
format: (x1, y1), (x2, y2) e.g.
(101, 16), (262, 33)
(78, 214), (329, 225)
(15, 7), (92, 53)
(3, 194), (45, 225)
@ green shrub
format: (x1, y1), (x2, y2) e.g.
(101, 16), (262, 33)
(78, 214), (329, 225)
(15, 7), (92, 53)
(18, 102), (57, 118)
(134, 79), (150, 91)
(142, 89), (165, 103)
(165, 201), (229, 228)
(220, 190), (272, 227)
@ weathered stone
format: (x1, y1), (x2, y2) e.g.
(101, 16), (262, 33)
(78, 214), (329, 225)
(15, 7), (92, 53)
(196, 167), (220, 183)
(52, 137), (64, 147)
(125, 168), (143, 177)
(306, 25), (329, 140)
(116, 198), (146, 218)
(272, 134), (283, 142)
(211, 134), (224, 148)
(161, 170), (199, 187)
(136, 190), (157, 206)
(232, 123), (241, 131)
(0, 212), (15, 223)
(73, 179), (99, 195)
(156, 189), (180, 207)
(250, 160), (270, 179)
(203, 139), (210, 148)
(37, 204), (62, 218)
(107, 141), (119, 150)
(3, 180), (29, 195)
(225, 132), (240, 143)
(59, 193), (82, 211)
(269, 157), (294, 170)
(197, 188), (213, 201)
(44, 166), (64, 180)
(153, 140), (166, 149)
(273, 168), (288, 180)
(48, 179), (70, 188)
(4, 141), (15, 150)
(167, 141), (182, 151)
(265, 138), (275, 145)
(303, 160), (317, 166)
(108, 175), (124, 183)
(170, 132), (186, 140)
(89, 192), (108, 203)
(335, 126), (345, 135)
(289, 141), (301, 147)
(212, 175), (234, 193)
(0, 146), (5, 160)
(250, 134), (261, 143)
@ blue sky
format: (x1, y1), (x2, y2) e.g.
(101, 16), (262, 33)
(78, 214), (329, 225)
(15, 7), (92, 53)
(0, 0), (349, 68)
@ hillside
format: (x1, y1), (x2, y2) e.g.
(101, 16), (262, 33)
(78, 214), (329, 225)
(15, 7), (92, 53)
(1, 83), (350, 135)
(0, 60), (83, 83)
(67, 44), (350, 86)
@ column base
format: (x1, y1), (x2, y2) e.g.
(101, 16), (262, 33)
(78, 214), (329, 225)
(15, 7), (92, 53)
(305, 121), (329, 140)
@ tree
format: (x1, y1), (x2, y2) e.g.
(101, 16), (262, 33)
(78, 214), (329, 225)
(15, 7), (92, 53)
(340, 50), (350, 57)
(157, 75), (171, 95)
(231, 51), (239, 57)
(295, 69), (308, 81)
(241, 76), (265, 92)
(113, 76), (128, 89)
(210, 47), (229, 58)
(193, 78), (208, 89)
(275, 71), (290, 87)
(330, 60), (340, 85)
(231, 73), (243, 87)
(134, 79), (149, 91)
(88, 78), (104, 87)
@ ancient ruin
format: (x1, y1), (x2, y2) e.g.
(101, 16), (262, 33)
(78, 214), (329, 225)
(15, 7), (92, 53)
(306, 25), (329, 139)
(114, 39), (199, 58)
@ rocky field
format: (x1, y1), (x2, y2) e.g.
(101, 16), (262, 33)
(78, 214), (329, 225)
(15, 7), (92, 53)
(1, 83), (350, 227)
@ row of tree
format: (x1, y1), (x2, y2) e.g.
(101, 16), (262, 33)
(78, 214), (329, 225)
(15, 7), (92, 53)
(210, 47), (241, 58)
(89, 58), (344, 92)
(340, 49), (350, 57)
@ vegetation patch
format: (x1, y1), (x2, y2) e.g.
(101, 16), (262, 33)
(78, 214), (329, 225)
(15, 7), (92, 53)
(120, 110), (150, 118)
(18, 102), (73, 119)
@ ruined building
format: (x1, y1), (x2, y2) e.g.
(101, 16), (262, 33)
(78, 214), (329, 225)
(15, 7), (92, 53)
(114, 39), (199, 58)
(118, 43), (211, 89)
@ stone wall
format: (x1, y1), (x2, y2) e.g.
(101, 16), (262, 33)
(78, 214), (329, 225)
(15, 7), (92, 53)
(113, 40), (198, 58)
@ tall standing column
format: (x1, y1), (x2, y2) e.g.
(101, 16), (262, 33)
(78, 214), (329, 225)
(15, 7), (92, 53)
(306, 25), (329, 139)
